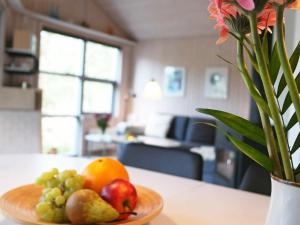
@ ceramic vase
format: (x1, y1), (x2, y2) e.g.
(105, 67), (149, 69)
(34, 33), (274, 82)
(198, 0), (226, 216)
(265, 176), (300, 225)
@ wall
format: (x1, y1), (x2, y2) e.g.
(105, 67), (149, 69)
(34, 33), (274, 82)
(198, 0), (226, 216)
(0, 110), (41, 153)
(130, 36), (251, 122)
(20, 0), (128, 38)
(3, 2), (134, 121)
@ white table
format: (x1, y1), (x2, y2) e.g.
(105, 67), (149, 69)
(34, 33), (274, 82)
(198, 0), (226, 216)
(0, 154), (270, 225)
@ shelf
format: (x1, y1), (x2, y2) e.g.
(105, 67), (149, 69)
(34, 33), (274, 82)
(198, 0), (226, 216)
(5, 48), (36, 57)
(9, 5), (136, 47)
(4, 48), (39, 75)
(4, 67), (36, 75)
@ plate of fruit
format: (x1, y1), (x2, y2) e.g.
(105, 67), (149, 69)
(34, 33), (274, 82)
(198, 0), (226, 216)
(0, 158), (163, 225)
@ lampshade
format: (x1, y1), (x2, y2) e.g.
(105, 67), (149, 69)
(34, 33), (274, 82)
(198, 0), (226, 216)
(142, 79), (162, 100)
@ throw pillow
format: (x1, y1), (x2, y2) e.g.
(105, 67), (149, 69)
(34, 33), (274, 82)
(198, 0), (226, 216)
(144, 114), (173, 138)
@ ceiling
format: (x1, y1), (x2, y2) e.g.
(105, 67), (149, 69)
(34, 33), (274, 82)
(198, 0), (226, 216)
(96, 0), (216, 41)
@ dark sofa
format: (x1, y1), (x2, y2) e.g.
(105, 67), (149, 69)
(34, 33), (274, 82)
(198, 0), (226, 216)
(166, 116), (216, 147)
(118, 116), (216, 181)
(118, 143), (204, 180)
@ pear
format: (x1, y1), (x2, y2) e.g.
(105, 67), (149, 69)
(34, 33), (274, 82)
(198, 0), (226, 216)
(66, 189), (119, 225)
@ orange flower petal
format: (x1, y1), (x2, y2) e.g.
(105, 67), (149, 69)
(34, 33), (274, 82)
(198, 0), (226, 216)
(289, 0), (300, 9)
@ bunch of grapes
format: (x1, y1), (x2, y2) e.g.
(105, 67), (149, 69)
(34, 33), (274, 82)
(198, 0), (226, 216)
(35, 168), (85, 223)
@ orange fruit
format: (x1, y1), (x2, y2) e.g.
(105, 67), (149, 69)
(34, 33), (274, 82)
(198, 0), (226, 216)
(83, 158), (129, 193)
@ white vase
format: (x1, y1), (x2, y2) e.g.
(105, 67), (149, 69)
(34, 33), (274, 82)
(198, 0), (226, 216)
(265, 177), (300, 225)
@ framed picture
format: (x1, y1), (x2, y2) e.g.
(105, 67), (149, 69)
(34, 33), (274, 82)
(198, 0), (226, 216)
(204, 67), (229, 99)
(164, 66), (186, 97)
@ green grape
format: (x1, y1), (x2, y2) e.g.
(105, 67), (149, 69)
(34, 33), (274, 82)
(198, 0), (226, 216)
(69, 169), (77, 177)
(65, 178), (76, 189)
(58, 171), (71, 182)
(75, 175), (85, 186)
(45, 192), (56, 202)
(51, 168), (59, 175)
(46, 178), (58, 188)
(41, 172), (53, 181)
(62, 206), (69, 222)
(74, 183), (82, 191)
(36, 177), (46, 185)
(53, 207), (65, 223)
(50, 187), (62, 198)
(36, 202), (51, 214)
(55, 196), (65, 206)
(63, 190), (72, 199)
(41, 209), (55, 223)
(42, 188), (51, 195)
(36, 168), (84, 223)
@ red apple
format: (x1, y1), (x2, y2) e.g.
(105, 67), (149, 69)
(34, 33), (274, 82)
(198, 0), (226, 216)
(100, 179), (138, 220)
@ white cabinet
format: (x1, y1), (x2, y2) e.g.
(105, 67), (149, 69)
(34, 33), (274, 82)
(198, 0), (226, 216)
(0, 87), (42, 153)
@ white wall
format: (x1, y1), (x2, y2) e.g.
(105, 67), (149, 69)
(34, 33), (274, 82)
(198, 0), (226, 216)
(130, 36), (251, 123)
(0, 111), (42, 153)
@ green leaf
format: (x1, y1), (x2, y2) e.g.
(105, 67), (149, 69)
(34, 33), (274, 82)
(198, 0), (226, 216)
(296, 72), (300, 89)
(282, 93), (292, 114)
(262, 30), (269, 66)
(276, 42), (300, 97)
(277, 76), (300, 116)
(270, 42), (280, 84)
(251, 92), (271, 116)
(244, 44), (259, 74)
(277, 75), (286, 97)
(217, 55), (235, 66)
(295, 164), (300, 175)
(197, 122), (273, 172)
(228, 32), (259, 73)
(286, 112), (298, 130)
(291, 133), (300, 154)
(196, 108), (266, 146)
(290, 41), (300, 72)
(226, 134), (273, 172)
(280, 72), (300, 113)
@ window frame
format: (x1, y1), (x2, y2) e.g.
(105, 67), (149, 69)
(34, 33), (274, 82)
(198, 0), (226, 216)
(39, 28), (122, 116)
(0, 2), (6, 83)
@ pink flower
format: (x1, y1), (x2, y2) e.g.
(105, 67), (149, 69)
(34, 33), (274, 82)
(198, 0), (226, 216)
(257, 3), (276, 33)
(208, 0), (276, 44)
(236, 0), (255, 10)
(208, 0), (238, 44)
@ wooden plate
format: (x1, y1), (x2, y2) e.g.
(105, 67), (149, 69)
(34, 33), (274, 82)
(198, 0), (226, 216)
(0, 184), (163, 225)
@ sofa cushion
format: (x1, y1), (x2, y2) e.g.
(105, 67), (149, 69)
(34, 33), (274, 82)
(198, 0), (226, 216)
(137, 135), (181, 148)
(144, 113), (173, 138)
(118, 143), (203, 180)
(167, 116), (189, 141)
(185, 118), (216, 145)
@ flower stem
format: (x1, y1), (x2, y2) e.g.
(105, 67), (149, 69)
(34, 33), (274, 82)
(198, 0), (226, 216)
(237, 41), (282, 178)
(248, 13), (294, 181)
(276, 6), (300, 130)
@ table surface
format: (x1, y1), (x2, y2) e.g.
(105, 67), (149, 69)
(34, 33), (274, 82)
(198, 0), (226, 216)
(0, 154), (270, 225)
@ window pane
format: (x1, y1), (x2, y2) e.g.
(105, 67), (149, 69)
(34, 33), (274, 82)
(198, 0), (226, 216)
(42, 117), (79, 154)
(85, 42), (120, 80)
(39, 74), (81, 115)
(40, 31), (84, 75)
(83, 81), (113, 113)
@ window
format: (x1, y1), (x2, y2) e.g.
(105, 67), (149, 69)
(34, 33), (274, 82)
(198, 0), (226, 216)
(0, 4), (5, 78)
(39, 30), (121, 155)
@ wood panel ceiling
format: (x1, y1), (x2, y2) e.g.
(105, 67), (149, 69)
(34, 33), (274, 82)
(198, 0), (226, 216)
(96, 0), (216, 40)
